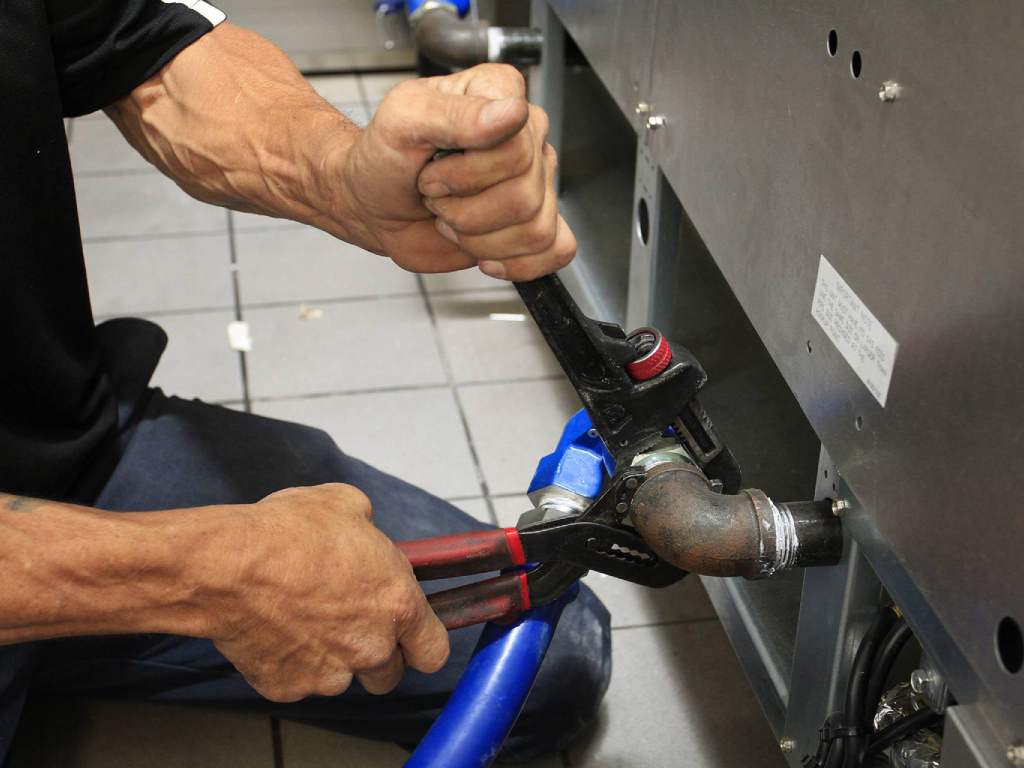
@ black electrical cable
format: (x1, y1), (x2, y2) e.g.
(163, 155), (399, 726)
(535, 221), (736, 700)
(804, 712), (839, 767)
(864, 707), (942, 759)
(863, 618), (914, 722)
(843, 606), (901, 767)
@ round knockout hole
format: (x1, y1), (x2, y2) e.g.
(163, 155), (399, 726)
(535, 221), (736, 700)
(827, 29), (838, 56)
(637, 197), (650, 245)
(855, 415), (864, 430)
(851, 50), (862, 78)
(997, 616), (1024, 674)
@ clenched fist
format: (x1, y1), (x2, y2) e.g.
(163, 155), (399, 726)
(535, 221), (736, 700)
(331, 64), (576, 281)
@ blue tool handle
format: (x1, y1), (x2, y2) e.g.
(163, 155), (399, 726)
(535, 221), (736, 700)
(404, 583), (579, 768)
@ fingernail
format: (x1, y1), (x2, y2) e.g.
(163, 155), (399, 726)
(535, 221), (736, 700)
(479, 96), (519, 126)
(422, 181), (451, 197)
(435, 218), (459, 244)
(478, 260), (507, 279)
(422, 196), (438, 215)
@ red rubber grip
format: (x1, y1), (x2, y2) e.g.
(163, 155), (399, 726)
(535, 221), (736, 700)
(625, 333), (672, 380)
(426, 572), (530, 631)
(397, 528), (524, 581)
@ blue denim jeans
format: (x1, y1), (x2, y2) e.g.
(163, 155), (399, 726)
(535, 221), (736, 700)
(0, 321), (611, 765)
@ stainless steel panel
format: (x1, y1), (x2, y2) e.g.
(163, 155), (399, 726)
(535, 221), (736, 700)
(703, 572), (805, 737)
(645, 0), (1024, 741)
(944, 705), (1009, 768)
(626, 142), (681, 331)
(547, 0), (658, 129)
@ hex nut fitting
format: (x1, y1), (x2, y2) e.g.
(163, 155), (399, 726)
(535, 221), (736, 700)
(1007, 740), (1024, 767)
(879, 81), (902, 102)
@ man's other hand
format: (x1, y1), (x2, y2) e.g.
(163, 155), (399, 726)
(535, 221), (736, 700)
(211, 484), (449, 702)
(332, 64), (576, 281)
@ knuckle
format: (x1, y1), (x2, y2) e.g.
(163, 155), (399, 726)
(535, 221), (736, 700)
(355, 639), (394, 671)
(529, 105), (550, 141)
(512, 139), (535, 176)
(392, 588), (423, 627)
(318, 672), (353, 697)
(262, 683), (305, 703)
(528, 220), (557, 252)
(424, 638), (451, 673)
(389, 79), (419, 101)
(489, 63), (524, 89)
(509, 193), (540, 225)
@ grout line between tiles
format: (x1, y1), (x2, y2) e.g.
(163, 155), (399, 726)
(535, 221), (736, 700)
(241, 292), (422, 311)
(250, 382), (450, 404)
(245, 373), (566, 405)
(82, 229), (227, 245)
(74, 167), (161, 179)
(354, 73), (372, 113)
(94, 305), (236, 321)
(227, 210), (252, 412)
(417, 275), (499, 527)
(270, 717), (285, 768)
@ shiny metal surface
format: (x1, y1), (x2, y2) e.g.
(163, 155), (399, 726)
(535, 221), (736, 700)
(643, 5), (1024, 740)
(547, 0), (658, 132)
(535, 0), (1023, 755)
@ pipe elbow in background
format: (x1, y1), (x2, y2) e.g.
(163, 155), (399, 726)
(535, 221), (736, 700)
(630, 464), (843, 580)
(412, 4), (542, 70)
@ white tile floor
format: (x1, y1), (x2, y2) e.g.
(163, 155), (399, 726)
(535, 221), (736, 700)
(10, 73), (787, 768)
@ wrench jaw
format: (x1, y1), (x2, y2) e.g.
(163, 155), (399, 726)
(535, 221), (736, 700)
(514, 274), (741, 495)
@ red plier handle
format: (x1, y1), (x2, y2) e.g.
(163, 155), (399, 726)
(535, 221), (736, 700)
(396, 528), (531, 631)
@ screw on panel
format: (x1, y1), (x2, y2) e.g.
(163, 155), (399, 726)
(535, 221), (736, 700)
(635, 102), (650, 115)
(879, 81), (902, 102)
(646, 115), (666, 130)
(832, 499), (850, 517)
(779, 737), (796, 753)
(625, 478), (639, 489)
(1008, 741), (1024, 767)
(615, 502), (629, 514)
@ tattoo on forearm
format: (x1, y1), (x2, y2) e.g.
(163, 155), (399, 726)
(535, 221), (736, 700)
(0, 494), (43, 512)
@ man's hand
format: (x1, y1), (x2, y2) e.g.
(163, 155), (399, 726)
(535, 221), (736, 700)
(211, 484), (449, 701)
(332, 64), (576, 281)
(0, 485), (449, 702)
(108, 25), (574, 282)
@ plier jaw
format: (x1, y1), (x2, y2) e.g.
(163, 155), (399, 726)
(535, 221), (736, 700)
(397, 466), (687, 631)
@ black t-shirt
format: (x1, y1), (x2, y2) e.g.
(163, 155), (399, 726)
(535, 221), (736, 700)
(0, 0), (220, 497)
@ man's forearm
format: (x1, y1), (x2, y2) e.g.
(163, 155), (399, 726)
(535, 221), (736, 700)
(104, 24), (374, 250)
(0, 493), (237, 645)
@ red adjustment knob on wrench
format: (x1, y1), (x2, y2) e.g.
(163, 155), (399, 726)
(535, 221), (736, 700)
(625, 328), (672, 380)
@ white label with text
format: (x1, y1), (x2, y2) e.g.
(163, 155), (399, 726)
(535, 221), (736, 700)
(811, 255), (898, 407)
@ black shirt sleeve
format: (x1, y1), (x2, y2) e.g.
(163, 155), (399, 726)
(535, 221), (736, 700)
(47, 0), (225, 116)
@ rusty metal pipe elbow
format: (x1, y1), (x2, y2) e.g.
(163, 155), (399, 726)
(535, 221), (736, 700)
(630, 464), (842, 580)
